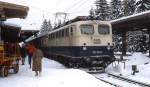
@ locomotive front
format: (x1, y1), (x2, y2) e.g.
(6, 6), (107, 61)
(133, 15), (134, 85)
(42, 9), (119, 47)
(71, 21), (114, 68)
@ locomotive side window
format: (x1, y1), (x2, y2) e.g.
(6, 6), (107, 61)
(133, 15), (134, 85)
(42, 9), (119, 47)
(62, 29), (65, 37)
(70, 27), (73, 36)
(98, 25), (110, 35)
(51, 33), (54, 39)
(55, 32), (58, 38)
(58, 30), (61, 37)
(65, 28), (69, 36)
(80, 24), (94, 35)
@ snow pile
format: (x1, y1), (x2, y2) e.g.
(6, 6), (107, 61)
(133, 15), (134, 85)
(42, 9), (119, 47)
(126, 53), (150, 65)
(106, 52), (150, 83)
(0, 58), (112, 87)
(106, 53), (150, 74)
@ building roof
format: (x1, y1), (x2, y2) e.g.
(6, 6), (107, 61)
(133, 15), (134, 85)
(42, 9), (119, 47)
(111, 10), (150, 32)
(1, 23), (21, 42)
(0, 1), (29, 19)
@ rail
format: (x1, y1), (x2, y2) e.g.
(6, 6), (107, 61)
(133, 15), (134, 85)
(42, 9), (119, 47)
(108, 73), (150, 87)
(96, 77), (122, 87)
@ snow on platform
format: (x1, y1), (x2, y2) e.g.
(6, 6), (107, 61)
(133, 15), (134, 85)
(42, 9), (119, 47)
(0, 58), (112, 87)
(106, 52), (150, 84)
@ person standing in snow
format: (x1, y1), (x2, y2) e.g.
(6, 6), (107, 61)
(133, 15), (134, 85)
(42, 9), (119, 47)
(32, 44), (43, 76)
(26, 43), (36, 68)
(20, 44), (27, 65)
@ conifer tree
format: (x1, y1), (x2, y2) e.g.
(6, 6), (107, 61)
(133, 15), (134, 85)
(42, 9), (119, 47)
(136, 0), (150, 13)
(110, 0), (123, 20)
(95, 0), (110, 21)
(89, 7), (96, 19)
(40, 19), (48, 34)
(123, 0), (136, 16)
(128, 0), (136, 15)
(47, 20), (52, 31)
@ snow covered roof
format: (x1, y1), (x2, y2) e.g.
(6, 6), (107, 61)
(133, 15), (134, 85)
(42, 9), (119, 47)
(0, 1), (29, 19)
(111, 10), (150, 24)
(111, 10), (150, 32)
(4, 21), (21, 27)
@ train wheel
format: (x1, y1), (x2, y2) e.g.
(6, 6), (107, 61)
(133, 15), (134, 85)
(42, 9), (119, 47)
(68, 63), (73, 68)
(14, 64), (19, 74)
(1, 66), (9, 77)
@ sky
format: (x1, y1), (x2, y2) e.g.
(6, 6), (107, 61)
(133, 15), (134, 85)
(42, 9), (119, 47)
(1, 0), (109, 30)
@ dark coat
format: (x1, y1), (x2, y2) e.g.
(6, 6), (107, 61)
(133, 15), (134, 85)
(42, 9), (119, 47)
(20, 47), (27, 58)
(32, 49), (43, 71)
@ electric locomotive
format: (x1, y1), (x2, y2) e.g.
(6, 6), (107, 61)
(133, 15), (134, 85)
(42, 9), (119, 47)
(39, 16), (114, 69)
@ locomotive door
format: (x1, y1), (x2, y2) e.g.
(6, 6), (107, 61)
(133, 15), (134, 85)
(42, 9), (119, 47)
(69, 25), (76, 46)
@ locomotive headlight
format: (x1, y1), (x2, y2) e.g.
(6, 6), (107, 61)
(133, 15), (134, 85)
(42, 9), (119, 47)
(83, 46), (87, 50)
(107, 43), (111, 50)
(107, 46), (111, 50)
(83, 43), (87, 50)
(85, 57), (90, 62)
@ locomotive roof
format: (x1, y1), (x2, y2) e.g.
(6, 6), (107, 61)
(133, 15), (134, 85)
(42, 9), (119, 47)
(54, 16), (110, 29)
(25, 17), (111, 43)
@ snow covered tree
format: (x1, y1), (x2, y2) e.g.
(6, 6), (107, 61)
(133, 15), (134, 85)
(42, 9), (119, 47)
(89, 7), (96, 19)
(40, 19), (48, 34)
(110, 0), (123, 20)
(113, 33), (123, 52)
(95, 0), (110, 21)
(123, 0), (136, 16)
(127, 31), (149, 53)
(47, 20), (52, 31)
(136, 0), (150, 13)
(128, 0), (136, 15)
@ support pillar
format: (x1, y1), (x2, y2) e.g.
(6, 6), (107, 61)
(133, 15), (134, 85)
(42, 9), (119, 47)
(122, 31), (127, 56)
(148, 30), (150, 57)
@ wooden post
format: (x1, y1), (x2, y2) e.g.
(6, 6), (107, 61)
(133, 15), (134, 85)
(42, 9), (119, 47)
(0, 8), (5, 41)
(122, 31), (127, 56)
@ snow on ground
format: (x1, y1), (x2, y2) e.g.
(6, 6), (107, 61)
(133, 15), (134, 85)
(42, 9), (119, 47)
(106, 52), (150, 84)
(0, 58), (112, 87)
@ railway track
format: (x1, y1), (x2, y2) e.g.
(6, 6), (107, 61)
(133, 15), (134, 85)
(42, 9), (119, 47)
(92, 73), (150, 87)
(96, 77), (122, 87)
(108, 73), (150, 87)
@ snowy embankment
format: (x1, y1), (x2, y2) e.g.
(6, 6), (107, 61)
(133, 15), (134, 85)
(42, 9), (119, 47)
(0, 58), (112, 87)
(106, 52), (150, 84)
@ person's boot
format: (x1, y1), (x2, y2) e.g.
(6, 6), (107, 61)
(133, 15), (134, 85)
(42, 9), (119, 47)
(30, 64), (31, 69)
(39, 71), (42, 76)
(35, 71), (38, 76)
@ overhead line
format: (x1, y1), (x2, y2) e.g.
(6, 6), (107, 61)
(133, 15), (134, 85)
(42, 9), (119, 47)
(65, 0), (83, 12)
(29, 5), (54, 15)
(65, 0), (92, 13)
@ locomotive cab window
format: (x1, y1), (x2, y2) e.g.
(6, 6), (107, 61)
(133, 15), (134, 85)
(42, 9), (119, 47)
(80, 24), (94, 35)
(98, 25), (110, 35)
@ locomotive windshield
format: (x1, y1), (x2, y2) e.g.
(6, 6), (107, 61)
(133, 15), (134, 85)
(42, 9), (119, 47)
(98, 25), (110, 35)
(80, 24), (94, 35)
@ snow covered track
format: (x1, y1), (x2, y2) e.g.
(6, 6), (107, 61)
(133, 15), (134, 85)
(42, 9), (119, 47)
(108, 73), (150, 87)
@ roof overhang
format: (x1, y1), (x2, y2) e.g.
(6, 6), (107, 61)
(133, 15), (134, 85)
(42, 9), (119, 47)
(111, 10), (150, 33)
(0, 1), (29, 20)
